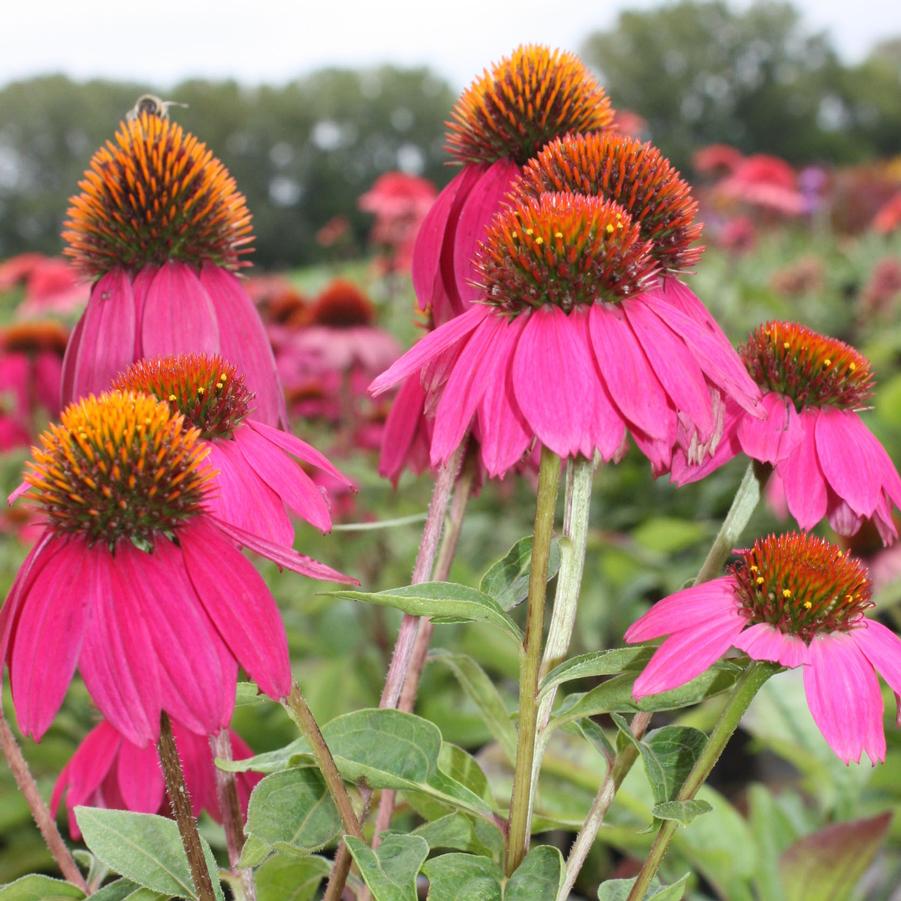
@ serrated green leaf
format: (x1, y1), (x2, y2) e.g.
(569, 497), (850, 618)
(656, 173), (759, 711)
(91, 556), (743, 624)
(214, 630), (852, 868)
(428, 650), (516, 759)
(572, 718), (615, 762)
(643, 726), (708, 805)
(597, 872), (689, 900)
(0, 874), (84, 900)
(328, 582), (521, 640)
(244, 767), (342, 856)
(651, 799), (712, 824)
(505, 845), (563, 900)
(479, 535), (561, 611)
(539, 648), (653, 697)
(346, 833), (429, 901)
(254, 854), (330, 901)
(421, 853), (502, 901)
(74, 807), (223, 901)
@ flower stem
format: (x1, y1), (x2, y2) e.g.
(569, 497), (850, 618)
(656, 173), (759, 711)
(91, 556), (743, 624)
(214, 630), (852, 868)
(286, 684), (363, 842)
(210, 730), (255, 901)
(626, 662), (777, 901)
(0, 707), (88, 892)
(158, 713), (216, 901)
(505, 446), (561, 875)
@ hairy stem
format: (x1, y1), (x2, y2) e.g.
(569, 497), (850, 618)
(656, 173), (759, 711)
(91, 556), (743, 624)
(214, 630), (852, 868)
(0, 707), (88, 892)
(505, 446), (561, 875)
(158, 713), (216, 901)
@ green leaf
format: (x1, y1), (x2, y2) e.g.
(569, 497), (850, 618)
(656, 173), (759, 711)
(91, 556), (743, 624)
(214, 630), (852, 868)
(244, 767), (342, 857)
(428, 651), (516, 760)
(235, 681), (266, 708)
(506, 845), (563, 900)
(329, 582), (521, 640)
(254, 854), (330, 901)
(597, 872), (690, 900)
(479, 535), (561, 611)
(651, 800), (712, 824)
(90, 882), (169, 901)
(748, 785), (801, 901)
(0, 875), (84, 900)
(539, 648), (652, 696)
(779, 813), (892, 901)
(633, 517), (705, 553)
(572, 718), (615, 762)
(345, 833), (429, 901)
(74, 807), (223, 901)
(643, 726), (708, 805)
(421, 853), (502, 901)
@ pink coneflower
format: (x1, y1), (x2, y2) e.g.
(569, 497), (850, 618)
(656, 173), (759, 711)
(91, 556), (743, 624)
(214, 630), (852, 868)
(1, 391), (351, 747)
(872, 192), (901, 234)
(60, 111), (285, 426)
(692, 144), (744, 177)
(379, 363), (433, 484)
(626, 533), (901, 764)
(717, 154), (806, 216)
(414, 45), (614, 326)
(672, 322), (901, 544)
(0, 254), (88, 316)
(52, 718), (260, 838)
(111, 354), (353, 545)
(372, 192), (760, 478)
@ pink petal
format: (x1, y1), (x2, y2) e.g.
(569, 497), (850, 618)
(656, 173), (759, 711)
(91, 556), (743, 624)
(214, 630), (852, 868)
(141, 262), (219, 359)
(116, 738), (165, 813)
(247, 420), (352, 488)
(632, 610), (745, 698)
(589, 303), (674, 441)
(852, 619), (901, 717)
(452, 160), (519, 307)
(379, 376), (428, 484)
(370, 305), (490, 396)
(625, 577), (738, 643)
(660, 278), (730, 339)
(199, 264), (287, 428)
(431, 312), (507, 463)
(9, 538), (91, 740)
(803, 631), (885, 764)
(737, 392), (803, 465)
(778, 416), (828, 530)
(59, 314), (85, 409)
(52, 721), (120, 817)
(733, 622), (808, 667)
(179, 519), (292, 699)
(235, 425), (333, 532)
(0, 530), (57, 660)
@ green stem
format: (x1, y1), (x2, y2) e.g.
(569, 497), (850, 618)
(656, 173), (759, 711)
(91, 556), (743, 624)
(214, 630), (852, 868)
(626, 662), (778, 901)
(505, 446), (561, 876)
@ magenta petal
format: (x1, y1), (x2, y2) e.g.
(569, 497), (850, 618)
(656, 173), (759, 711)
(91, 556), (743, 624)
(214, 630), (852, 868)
(116, 739), (165, 813)
(199, 264), (286, 428)
(235, 426), (332, 532)
(733, 622), (808, 667)
(247, 420), (352, 487)
(625, 577), (738, 643)
(0, 530), (57, 661)
(9, 538), (90, 740)
(852, 619), (901, 706)
(59, 314), (85, 408)
(452, 160), (519, 307)
(179, 519), (291, 700)
(379, 376), (428, 484)
(589, 303), (674, 441)
(737, 392), (803, 465)
(803, 632), (885, 764)
(815, 409), (884, 517)
(142, 262), (219, 358)
(779, 416), (828, 530)
(632, 612), (745, 698)
(52, 721), (119, 817)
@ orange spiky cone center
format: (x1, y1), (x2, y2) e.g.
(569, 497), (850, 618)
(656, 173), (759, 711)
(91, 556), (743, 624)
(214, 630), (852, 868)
(446, 44), (614, 166)
(2, 321), (69, 356)
(25, 390), (212, 548)
(733, 533), (872, 642)
(740, 321), (873, 410)
(63, 113), (253, 279)
(514, 132), (703, 274)
(112, 354), (252, 440)
(311, 280), (376, 328)
(475, 192), (657, 313)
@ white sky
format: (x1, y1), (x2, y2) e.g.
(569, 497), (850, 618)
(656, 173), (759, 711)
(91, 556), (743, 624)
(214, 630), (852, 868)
(3, 0), (900, 90)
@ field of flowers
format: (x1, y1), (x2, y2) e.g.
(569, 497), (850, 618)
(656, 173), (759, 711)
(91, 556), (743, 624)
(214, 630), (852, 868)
(0, 42), (899, 901)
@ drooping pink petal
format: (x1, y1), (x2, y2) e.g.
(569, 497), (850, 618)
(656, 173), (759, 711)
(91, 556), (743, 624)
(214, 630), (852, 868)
(453, 159), (519, 307)
(210, 516), (356, 584)
(79, 546), (161, 747)
(59, 315), (85, 410)
(632, 610), (745, 698)
(116, 739), (164, 813)
(778, 416), (828, 530)
(852, 619), (901, 721)
(589, 303), (674, 441)
(204, 440), (294, 547)
(235, 424), (332, 532)
(827, 499), (865, 538)
(431, 313), (507, 463)
(379, 375), (428, 484)
(625, 577), (738, 643)
(660, 278), (730, 339)
(141, 262), (219, 359)
(0, 530), (57, 660)
(733, 622), (808, 667)
(370, 305), (490, 396)
(803, 631), (885, 765)
(199, 264), (287, 427)
(9, 538), (91, 740)
(246, 420), (353, 488)
(623, 296), (715, 439)
(179, 519), (291, 699)
(65, 270), (136, 404)
(130, 265), (157, 358)
(737, 392), (803, 465)
(51, 721), (120, 818)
